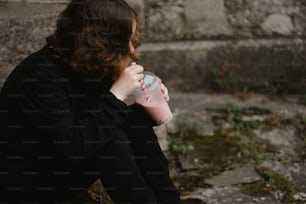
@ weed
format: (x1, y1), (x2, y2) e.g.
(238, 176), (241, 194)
(226, 102), (242, 116)
(169, 137), (194, 155)
(226, 102), (243, 130)
(237, 138), (268, 163)
(168, 118), (198, 155)
(211, 68), (226, 91)
(225, 102), (261, 131)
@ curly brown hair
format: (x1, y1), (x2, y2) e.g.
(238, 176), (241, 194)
(46, 0), (141, 79)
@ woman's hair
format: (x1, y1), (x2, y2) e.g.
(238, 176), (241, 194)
(46, 0), (141, 79)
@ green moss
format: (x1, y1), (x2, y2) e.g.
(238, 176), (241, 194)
(237, 136), (276, 163)
(173, 173), (211, 195)
(241, 168), (299, 203)
(171, 129), (242, 195)
(190, 131), (241, 168)
(170, 115), (277, 196)
(241, 179), (272, 196)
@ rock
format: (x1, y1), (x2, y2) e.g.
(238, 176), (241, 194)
(205, 164), (261, 186)
(178, 154), (203, 171)
(294, 192), (306, 201)
(258, 161), (306, 193)
(185, 0), (232, 38)
(257, 160), (290, 176)
(253, 125), (303, 159)
(182, 186), (279, 204)
(261, 14), (294, 35)
(146, 4), (185, 41)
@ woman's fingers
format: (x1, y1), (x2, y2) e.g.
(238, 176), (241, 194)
(160, 83), (170, 101)
(128, 64), (144, 74)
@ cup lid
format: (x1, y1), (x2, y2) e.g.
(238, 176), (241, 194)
(143, 71), (160, 87)
(134, 71), (161, 96)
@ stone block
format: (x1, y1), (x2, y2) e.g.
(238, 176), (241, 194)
(146, 2), (185, 41)
(262, 14), (294, 35)
(185, 0), (232, 38)
(205, 164), (261, 186)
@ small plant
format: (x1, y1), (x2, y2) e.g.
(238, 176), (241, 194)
(226, 102), (242, 116)
(226, 102), (243, 130)
(211, 68), (226, 91)
(225, 102), (261, 131)
(238, 139), (267, 163)
(169, 137), (194, 155)
(168, 118), (198, 155)
(239, 140), (253, 158)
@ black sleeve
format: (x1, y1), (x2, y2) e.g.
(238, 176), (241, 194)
(16, 67), (128, 167)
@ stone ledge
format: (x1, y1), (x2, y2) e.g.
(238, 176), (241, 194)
(138, 39), (306, 93)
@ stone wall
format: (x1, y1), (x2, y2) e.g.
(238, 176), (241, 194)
(144, 0), (306, 41)
(1, 0), (306, 93)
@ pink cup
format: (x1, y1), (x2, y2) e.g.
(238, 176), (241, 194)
(134, 71), (173, 125)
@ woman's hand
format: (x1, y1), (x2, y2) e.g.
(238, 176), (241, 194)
(160, 83), (170, 101)
(110, 64), (144, 101)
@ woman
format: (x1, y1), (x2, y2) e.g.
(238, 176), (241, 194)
(0, 0), (181, 203)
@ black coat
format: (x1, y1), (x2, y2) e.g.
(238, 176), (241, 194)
(0, 46), (132, 197)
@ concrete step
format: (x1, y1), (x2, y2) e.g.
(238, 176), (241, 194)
(139, 39), (306, 94)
